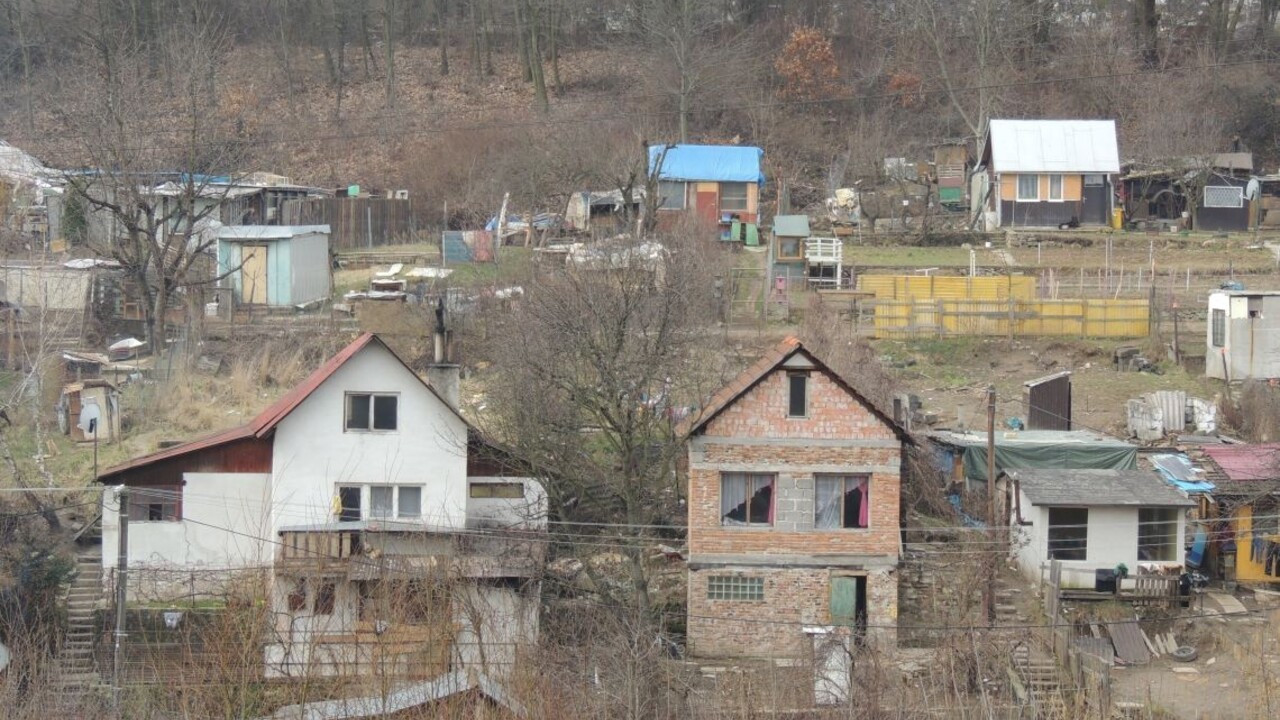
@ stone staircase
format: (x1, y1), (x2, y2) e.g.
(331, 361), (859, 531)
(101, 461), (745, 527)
(53, 523), (105, 703)
(1010, 643), (1069, 718)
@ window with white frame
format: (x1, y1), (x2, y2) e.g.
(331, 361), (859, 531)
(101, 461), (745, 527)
(368, 485), (423, 520)
(1047, 174), (1064, 201)
(707, 575), (764, 601)
(345, 392), (398, 431)
(1017, 174), (1039, 201)
(1204, 185), (1244, 209)
(1211, 309), (1226, 348)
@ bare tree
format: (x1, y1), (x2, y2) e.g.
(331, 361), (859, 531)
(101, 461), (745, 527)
(481, 232), (732, 615)
(53, 14), (247, 356)
(635, 0), (764, 141)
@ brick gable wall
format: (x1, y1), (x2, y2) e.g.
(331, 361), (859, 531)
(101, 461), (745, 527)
(685, 364), (904, 659)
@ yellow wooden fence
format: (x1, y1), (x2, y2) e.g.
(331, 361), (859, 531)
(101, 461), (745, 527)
(872, 298), (1150, 339)
(858, 274), (1037, 301)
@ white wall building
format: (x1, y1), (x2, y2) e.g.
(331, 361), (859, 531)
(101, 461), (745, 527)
(98, 333), (544, 679)
(999, 469), (1194, 589)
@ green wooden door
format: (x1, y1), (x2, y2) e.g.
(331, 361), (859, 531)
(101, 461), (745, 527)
(830, 576), (860, 626)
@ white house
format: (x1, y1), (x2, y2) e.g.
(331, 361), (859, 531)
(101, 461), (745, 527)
(97, 332), (545, 680)
(1000, 468), (1194, 589)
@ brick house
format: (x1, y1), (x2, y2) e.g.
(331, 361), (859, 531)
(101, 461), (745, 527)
(685, 338), (908, 661)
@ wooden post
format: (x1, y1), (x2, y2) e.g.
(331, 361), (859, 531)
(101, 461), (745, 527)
(986, 385), (997, 624)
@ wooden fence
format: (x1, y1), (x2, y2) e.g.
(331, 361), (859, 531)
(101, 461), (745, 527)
(858, 274), (1038, 301)
(871, 298), (1150, 339)
(288, 197), (420, 250)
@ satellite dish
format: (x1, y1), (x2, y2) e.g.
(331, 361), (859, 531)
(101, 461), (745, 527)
(78, 400), (101, 439)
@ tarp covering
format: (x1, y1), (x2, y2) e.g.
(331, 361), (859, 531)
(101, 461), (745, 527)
(649, 144), (765, 184)
(1151, 453), (1215, 493)
(934, 430), (1137, 482)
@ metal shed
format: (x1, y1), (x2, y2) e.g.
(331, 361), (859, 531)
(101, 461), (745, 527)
(217, 225), (331, 307)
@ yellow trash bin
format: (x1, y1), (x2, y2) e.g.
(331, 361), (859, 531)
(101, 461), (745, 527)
(1111, 208), (1124, 229)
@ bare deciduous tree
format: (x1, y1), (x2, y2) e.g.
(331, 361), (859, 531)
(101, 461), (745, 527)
(54, 14), (247, 355)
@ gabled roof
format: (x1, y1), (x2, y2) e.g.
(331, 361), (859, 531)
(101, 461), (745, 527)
(98, 333), (469, 481)
(683, 337), (908, 440)
(648, 144), (765, 184)
(983, 119), (1120, 174)
(1007, 469), (1194, 507)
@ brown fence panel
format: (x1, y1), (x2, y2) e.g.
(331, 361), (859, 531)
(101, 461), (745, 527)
(289, 197), (421, 250)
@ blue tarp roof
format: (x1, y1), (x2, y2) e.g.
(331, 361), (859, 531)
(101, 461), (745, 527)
(1151, 453), (1216, 493)
(648, 144), (765, 185)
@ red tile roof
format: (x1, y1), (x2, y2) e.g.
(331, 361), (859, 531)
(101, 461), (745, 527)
(98, 332), (470, 481)
(681, 336), (907, 440)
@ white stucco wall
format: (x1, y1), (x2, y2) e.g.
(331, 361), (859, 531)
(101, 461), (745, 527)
(1010, 490), (1187, 589)
(102, 472), (271, 599)
(269, 343), (471, 534)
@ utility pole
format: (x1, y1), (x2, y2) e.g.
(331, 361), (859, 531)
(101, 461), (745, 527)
(985, 385), (997, 624)
(113, 487), (129, 715)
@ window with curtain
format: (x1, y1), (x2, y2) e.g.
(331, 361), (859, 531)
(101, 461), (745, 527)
(815, 475), (870, 529)
(1017, 174), (1039, 201)
(1048, 174), (1064, 201)
(720, 473), (775, 526)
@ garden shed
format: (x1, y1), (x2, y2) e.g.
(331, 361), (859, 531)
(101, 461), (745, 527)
(217, 225), (331, 307)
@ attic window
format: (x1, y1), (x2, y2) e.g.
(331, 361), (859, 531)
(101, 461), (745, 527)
(788, 372), (808, 417)
(345, 393), (398, 432)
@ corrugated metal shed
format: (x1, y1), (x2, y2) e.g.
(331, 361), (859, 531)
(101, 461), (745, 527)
(649, 144), (766, 184)
(1008, 469), (1194, 507)
(985, 119), (1120, 174)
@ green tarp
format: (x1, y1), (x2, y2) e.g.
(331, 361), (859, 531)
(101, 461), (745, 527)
(960, 439), (1137, 482)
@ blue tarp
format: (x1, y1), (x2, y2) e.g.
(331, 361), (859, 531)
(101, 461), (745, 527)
(1151, 453), (1215, 493)
(648, 144), (765, 185)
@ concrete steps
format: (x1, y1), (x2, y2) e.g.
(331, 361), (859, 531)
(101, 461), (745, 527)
(55, 537), (104, 697)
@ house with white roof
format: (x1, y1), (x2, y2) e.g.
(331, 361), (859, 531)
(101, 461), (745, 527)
(975, 119), (1121, 229)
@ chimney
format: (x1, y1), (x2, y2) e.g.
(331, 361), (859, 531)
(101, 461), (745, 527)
(427, 298), (461, 409)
